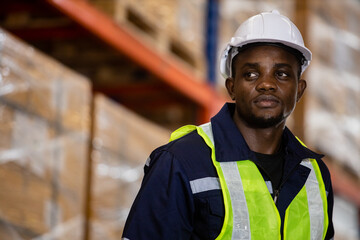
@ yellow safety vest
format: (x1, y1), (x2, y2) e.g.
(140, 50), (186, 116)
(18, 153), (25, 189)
(170, 123), (329, 240)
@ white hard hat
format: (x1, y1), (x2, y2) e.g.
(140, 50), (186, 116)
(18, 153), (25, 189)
(220, 10), (312, 79)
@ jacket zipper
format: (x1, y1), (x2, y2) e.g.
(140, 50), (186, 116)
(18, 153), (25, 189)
(273, 189), (280, 204)
(253, 162), (283, 205)
(273, 160), (302, 205)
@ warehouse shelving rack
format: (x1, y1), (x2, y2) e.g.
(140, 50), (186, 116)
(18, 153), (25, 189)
(2, 0), (226, 130)
(45, 0), (225, 127)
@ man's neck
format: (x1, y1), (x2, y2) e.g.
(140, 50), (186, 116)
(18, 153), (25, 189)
(233, 113), (285, 155)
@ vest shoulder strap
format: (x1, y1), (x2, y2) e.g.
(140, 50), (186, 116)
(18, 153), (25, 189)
(169, 125), (197, 142)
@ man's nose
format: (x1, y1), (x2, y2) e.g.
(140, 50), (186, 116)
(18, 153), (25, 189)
(256, 76), (277, 92)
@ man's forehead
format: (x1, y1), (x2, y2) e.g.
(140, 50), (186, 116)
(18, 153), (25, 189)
(234, 46), (300, 65)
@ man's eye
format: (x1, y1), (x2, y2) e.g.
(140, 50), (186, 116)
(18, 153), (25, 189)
(276, 72), (289, 78)
(244, 72), (258, 79)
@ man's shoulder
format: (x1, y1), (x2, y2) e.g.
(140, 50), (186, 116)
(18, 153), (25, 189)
(148, 130), (215, 179)
(284, 128), (332, 186)
(153, 130), (210, 160)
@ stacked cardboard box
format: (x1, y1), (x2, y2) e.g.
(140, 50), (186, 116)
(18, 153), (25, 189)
(0, 27), (174, 239)
(306, 0), (360, 178)
(89, 94), (170, 239)
(0, 29), (91, 239)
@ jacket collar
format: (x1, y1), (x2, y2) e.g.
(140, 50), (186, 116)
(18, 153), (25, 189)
(210, 103), (323, 163)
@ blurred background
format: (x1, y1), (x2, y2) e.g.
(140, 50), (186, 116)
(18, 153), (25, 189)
(0, 0), (359, 239)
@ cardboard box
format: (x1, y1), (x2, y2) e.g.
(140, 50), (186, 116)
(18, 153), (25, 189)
(306, 0), (360, 177)
(89, 94), (170, 239)
(0, 102), (89, 239)
(0, 30), (63, 122)
(0, 28), (91, 239)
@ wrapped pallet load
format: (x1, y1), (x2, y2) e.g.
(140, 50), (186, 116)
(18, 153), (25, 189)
(0, 28), (91, 240)
(89, 94), (170, 239)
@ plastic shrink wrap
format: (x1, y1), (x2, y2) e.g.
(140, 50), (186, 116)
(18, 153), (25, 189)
(0, 27), (172, 240)
(306, 1), (360, 178)
(0, 28), (91, 240)
(89, 94), (170, 239)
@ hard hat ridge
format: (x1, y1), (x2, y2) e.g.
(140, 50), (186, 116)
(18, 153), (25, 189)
(220, 10), (312, 79)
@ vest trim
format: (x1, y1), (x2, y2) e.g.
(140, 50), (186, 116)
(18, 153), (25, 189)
(189, 177), (221, 194)
(219, 161), (251, 239)
(266, 181), (273, 194)
(301, 160), (326, 240)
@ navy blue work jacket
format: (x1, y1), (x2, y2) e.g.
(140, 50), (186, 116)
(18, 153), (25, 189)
(122, 103), (334, 240)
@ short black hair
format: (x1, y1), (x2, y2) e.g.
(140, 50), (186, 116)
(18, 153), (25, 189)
(231, 42), (305, 79)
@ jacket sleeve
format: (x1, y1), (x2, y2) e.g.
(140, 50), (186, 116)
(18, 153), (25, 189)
(122, 149), (194, 240)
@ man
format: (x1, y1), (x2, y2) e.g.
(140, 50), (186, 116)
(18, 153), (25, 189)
(122, 10), (334, 240)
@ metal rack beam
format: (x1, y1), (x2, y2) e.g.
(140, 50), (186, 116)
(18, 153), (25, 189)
(44, 0), (226, 122)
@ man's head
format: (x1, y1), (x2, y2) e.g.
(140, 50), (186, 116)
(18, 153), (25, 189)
(221, 10), (310, 129)
(225, 44), (307, 129)
(220, 10), (312, 79)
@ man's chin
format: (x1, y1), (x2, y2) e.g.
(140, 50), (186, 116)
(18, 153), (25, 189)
(248, 115), (285, 129)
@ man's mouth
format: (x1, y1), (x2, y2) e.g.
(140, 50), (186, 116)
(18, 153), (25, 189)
(254, 95), (280, 108)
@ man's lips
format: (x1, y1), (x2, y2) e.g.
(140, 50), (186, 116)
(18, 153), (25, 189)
(254, 95), (280, 108)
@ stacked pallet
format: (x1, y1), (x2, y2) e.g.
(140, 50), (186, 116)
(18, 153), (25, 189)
(0, 27), (173, 239)
(306, 0), (360, 178)
(0, 29), (91, 239)
(89, 0), (207, 79)
(89, 94), (170, 239)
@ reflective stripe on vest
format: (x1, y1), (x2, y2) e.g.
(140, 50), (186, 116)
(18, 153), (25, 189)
(283, 159), (329, 240)
(169, 123), (328, 239)
(190, 177), (221, 194)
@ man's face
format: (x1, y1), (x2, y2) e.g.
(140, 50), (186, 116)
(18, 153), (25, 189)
(226, 45), (306, 129)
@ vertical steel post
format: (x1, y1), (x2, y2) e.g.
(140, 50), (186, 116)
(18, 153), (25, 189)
(206, 0), (219, 85)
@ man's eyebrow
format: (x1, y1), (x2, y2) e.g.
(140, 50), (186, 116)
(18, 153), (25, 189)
(241, 63), (260, 69)
(274, 63), (293, 69)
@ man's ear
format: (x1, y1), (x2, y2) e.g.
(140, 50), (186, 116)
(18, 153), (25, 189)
(225, 77), (236, 100)
(296, 79), (307, 102)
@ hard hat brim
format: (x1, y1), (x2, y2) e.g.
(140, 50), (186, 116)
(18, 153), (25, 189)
(229, 38), (312, 62)
(221, 39), (312, 79)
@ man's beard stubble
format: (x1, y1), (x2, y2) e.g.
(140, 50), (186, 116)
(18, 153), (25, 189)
(236, 107), (285, 129)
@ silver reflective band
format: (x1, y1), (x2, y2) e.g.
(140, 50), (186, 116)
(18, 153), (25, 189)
(301, 159), (325, 240)
(265, 180), (273, 194)
(220, 162), (251, 239)
(122, 238), (130, 240)
(200, 122), (251, 239)
(190, 177), (221, 194)
(200, 123), (214, 146)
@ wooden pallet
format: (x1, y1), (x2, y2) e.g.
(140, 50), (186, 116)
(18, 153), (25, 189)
(89, 0), (207, 79)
